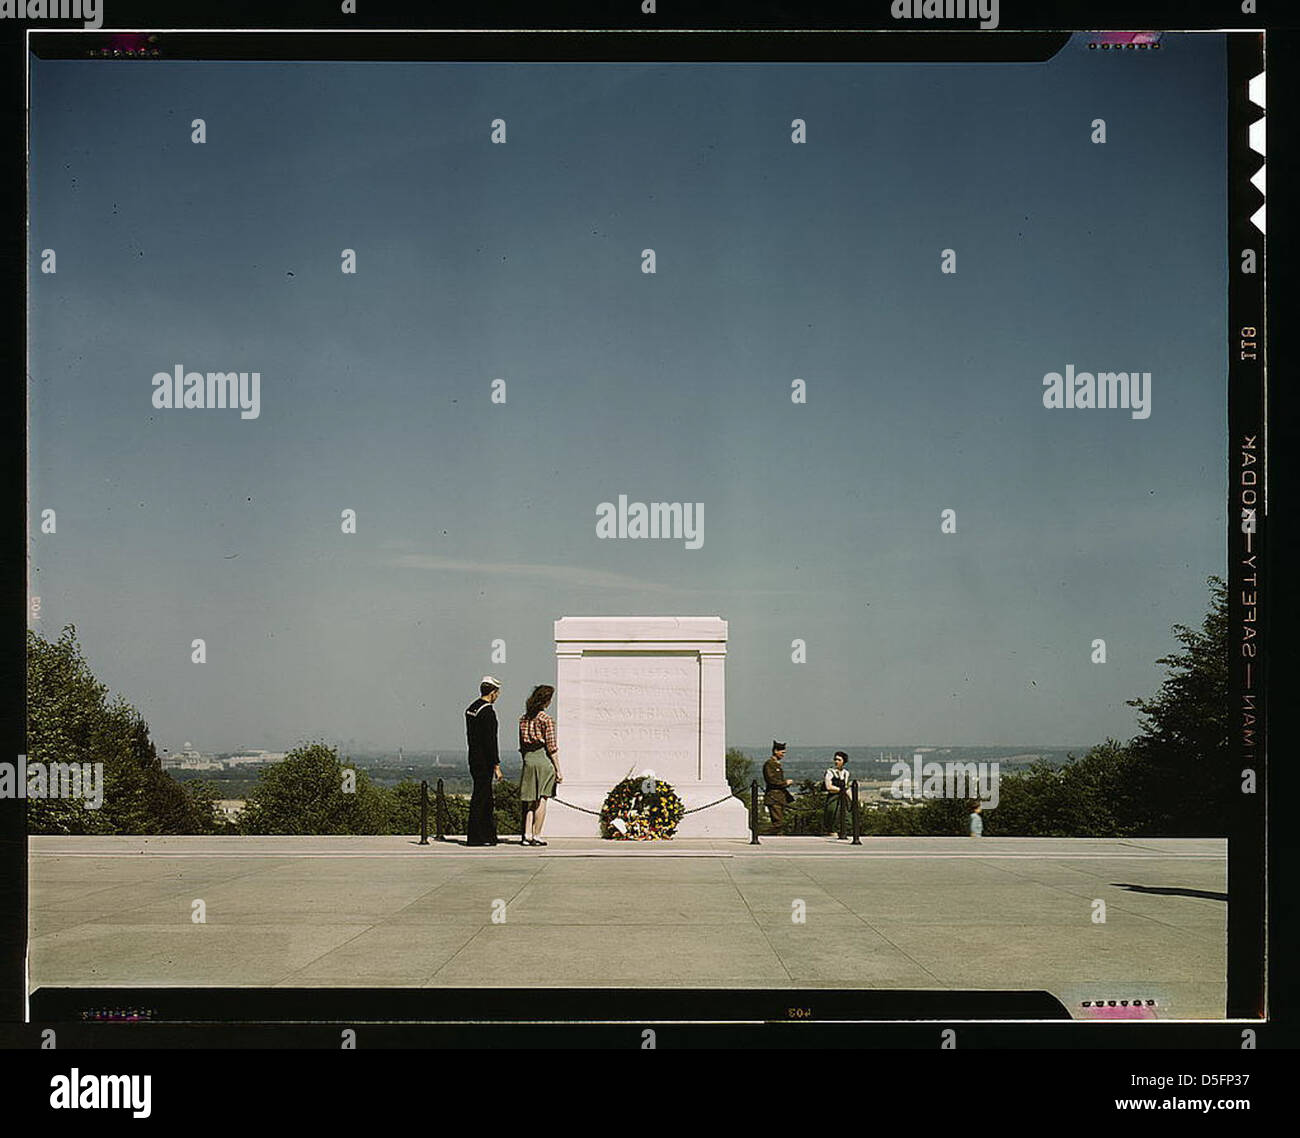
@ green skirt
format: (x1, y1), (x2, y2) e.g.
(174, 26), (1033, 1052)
(520, 749), (557, 801)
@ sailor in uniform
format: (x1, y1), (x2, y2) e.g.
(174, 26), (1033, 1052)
(465, 676), (502, 846)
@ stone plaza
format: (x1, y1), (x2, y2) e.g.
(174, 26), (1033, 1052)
(28, 834), (1227, 1018)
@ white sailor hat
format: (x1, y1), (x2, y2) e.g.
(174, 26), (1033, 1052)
(481, 675), (502, 689)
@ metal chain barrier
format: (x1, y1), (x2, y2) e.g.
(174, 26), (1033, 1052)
(549, 792), (741, 817)
(549, 796), (602, 816)
(682, 793), (743, 815)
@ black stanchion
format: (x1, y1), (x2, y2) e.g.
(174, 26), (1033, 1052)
(749, 780), (760, 845)
(418, 780), (429, 845)
(851, 779), (862, 845)
(435, 777), (446, 842)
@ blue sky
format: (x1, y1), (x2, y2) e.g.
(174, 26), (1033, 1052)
(29, 34), (1227, 752)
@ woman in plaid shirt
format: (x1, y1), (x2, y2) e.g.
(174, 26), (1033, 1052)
(518, 684), (562, 846)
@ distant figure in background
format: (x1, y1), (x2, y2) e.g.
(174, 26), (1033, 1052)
(465, 676), (503, 846)
(519, 684), (562, 847)
(969, 801), (984, 837)
(763, 740), (794, 834)
(823, 751), (850, 837)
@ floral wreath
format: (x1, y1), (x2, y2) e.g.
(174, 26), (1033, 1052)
(600, 775), (685, 840)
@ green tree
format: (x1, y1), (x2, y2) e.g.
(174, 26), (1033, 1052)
(860, 803), (930, 836)
(27, 626), (210, 834)
(861, 576), (1227, 839)
(387, 777), (510, 839)
(1053, 739), (1138, 836)
(776, 778), (829, 835)
(913, 792), (973, 836)
(238, 742), (391, 834)
(984, 760), (1062, 836)
(26, 626), (112, 834)
(725, 748), (754, 799)
(880, 741), (1137, 838)
(1125, 576), (1229, 836)
(492, 778), (521, 838)
(179, 777), (226, 834)
(386, 778), (426, 835)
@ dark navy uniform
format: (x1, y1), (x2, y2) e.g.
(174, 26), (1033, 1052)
(465, 697), (500, 845)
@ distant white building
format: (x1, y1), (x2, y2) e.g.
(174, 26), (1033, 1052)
(225, 750), (287, 766)
(160, 741), (222, 770)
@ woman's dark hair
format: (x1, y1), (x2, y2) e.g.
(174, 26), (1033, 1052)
(833, 751), (848, 762)
(524, 685), (555, 720)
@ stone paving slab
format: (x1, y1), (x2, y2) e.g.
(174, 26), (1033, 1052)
(427, 924), (794, 987)
(28, 835), (1228, 1018)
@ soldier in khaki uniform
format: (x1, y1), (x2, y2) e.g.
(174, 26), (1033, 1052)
(762, 740), (794, 834)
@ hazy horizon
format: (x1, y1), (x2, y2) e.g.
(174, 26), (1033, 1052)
(163, 739), (1099, 756)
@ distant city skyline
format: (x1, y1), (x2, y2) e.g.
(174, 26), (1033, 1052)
(29, 36), (1227, 752)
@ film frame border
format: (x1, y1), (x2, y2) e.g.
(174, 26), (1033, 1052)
(1, 18), (1275, 1050)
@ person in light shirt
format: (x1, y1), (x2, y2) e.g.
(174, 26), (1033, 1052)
(823, 751), (850, 837)
(969, 801), (984, 837)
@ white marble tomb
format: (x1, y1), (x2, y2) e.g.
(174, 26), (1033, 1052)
(542, 616), (750, 838)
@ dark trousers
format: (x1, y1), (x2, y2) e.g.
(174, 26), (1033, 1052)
(824, 791), (847, 834)
(467, 766), (497, 845)
(765, 794), (786, 832)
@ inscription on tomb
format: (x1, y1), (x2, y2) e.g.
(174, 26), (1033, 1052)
(582, 655), (699, 781)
